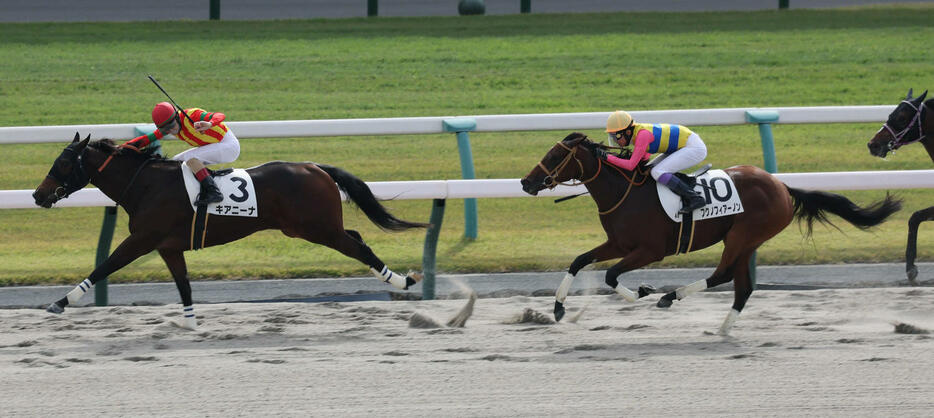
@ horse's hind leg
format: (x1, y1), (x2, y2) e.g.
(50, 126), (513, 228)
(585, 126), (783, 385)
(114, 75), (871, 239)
(657, 230), (751, 308)
(906, 206), (934, 283)
(718, 249), (757, 336)
(656, 264), (735, 309)
(316, 229), (418, 290)
(159, 249), (197, 330)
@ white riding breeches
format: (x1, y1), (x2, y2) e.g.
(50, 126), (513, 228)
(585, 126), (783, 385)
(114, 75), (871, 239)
(649, 133), (707, 181)
(171, 130), (241, 165)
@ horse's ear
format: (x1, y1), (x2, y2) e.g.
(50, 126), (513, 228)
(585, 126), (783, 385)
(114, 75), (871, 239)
(77, 134), (91, 150)
(907, 88), (914, 100)
(918, 90), (928, 102)
(72, 132), (80, 143)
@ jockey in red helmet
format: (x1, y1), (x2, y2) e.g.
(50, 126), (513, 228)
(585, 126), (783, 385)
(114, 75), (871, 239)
(125, 102), (240, 206)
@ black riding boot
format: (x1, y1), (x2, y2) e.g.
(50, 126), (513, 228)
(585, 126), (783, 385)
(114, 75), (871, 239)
(195, 176), (223, 206)
(666, 176), (706, 214)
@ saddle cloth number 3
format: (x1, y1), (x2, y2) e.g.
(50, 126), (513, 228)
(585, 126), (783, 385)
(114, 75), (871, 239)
(181, 167), (259, 217)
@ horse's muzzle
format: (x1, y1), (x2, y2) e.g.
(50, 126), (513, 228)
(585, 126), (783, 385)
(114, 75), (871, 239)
(520, 177), (541, 196)
(33, 190), (57, 208)
(867, 141), (888, 158)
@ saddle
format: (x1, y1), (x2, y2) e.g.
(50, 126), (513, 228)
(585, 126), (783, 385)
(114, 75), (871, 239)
(208, 168), (234, 177)
(672, 163), (712, 188)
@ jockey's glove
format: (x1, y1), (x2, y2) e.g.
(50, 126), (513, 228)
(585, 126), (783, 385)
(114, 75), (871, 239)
(592, 147), (609, 160)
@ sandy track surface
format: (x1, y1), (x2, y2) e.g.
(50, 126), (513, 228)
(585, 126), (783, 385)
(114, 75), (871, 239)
(2, 287), (933, 416)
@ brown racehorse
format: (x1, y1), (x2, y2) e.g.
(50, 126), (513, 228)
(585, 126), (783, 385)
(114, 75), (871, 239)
(867, 88), (933, 283)
(33, 133), (426, 329)
(521, 132), (901, 335)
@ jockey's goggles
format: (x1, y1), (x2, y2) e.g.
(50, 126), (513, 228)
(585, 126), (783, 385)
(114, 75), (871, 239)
(158, 114), (180, 129)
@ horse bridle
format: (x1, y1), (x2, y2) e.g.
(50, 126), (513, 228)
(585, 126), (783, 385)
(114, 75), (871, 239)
(45, 145), (90, 200)
(880, 99), (929, 151)
(47, 143), (152, 206)
(538, 139), (649, 215)
(537, 141), (601, 189)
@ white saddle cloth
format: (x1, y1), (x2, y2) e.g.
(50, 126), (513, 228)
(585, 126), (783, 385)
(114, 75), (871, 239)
(181, 167), (259, 217)
(656, 169), (744, 222)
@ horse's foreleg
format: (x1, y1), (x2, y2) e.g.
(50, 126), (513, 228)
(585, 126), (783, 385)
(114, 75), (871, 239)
(47, 234), (157, 313)
(554, 242), (620, 322)
(906, 206), (934, 283)
(604, 249), (663, 303)
(159, 249), (197, 330)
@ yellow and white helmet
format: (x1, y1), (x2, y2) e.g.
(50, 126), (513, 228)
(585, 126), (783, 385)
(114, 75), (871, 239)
(605, 110), (633, 146)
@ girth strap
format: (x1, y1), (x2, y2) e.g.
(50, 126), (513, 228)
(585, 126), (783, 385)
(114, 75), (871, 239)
(190, 205), (210, 250)
(677, 211), (696, 254)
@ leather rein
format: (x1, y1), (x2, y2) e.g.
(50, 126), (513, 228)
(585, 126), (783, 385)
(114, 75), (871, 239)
(538, 141), (649, 215)
(96, 144), (153, 206)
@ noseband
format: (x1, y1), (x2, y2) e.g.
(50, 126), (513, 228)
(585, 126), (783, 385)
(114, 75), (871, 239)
(880, 100), (929, 151)
(537, 141), (601, 189)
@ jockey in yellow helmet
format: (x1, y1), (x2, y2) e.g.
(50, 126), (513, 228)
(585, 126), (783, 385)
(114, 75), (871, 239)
(124, 102), (240, 206)
(598, 110), (707, 214)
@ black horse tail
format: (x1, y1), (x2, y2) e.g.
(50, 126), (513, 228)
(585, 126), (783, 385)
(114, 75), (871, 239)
(316, 164), (428, 231)
(786, 186), (902, 238)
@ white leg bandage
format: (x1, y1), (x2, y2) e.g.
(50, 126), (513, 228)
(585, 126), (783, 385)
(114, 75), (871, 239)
(66, 279), (92, 305)
(371, 266), (408, 290)
(614, 285), (638, 303)
(676, 279), (707, 300)
(180, 305), (197, 330)
(555, 273), (575, 304)
(718, 309), (740, 336)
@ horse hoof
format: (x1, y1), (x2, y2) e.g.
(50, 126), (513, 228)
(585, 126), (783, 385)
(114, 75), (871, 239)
(656, 297), (673, 309)
(907, 265), (918, 284)
(554, 302), (565, 322)
(637, 284), (656, 298)
(46, 302), (64, 314)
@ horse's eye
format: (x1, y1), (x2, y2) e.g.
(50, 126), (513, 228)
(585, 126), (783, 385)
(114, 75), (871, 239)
(56, 159), (72, 172)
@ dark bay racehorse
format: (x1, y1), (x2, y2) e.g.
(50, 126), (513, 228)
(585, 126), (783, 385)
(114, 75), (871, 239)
(867, 88), (933, 283)
(33, 133), (426, 329)
(522, 133), (901, 335)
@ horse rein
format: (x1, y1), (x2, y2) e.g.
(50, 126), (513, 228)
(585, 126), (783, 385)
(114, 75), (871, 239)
(95, 144), (153, 206)
(882, 100), (929, 151)
(538, 140), (648, 215)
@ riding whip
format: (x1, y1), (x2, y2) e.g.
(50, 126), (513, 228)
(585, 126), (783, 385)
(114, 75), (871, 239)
(147, 75), (196, 124)
(554, 192), (589, 203)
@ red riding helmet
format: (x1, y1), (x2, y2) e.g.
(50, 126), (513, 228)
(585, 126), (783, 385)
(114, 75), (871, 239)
(151, 102), (177, 127)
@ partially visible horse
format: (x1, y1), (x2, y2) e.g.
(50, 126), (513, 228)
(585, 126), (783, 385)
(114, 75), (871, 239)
(522, 133), (901, 335)
(33, 133), (427, 329)
(867, 88), (934, 283)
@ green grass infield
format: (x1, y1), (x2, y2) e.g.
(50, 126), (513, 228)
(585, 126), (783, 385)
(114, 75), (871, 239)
(1, 5), (933, 285)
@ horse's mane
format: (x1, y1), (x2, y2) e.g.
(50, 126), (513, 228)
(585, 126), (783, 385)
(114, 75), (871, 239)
(89, 138), (172, 164)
